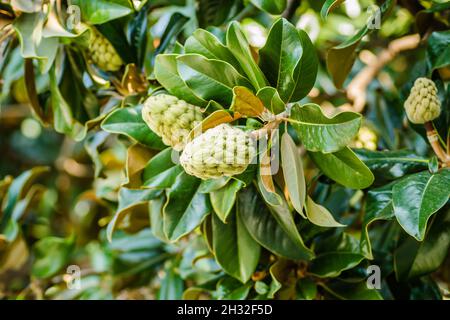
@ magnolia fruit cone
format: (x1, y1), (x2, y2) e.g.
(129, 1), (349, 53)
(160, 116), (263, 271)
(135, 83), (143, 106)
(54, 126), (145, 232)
(180, 124), (257, 179)
(88, 28), (123, 72)
(404, 77), (441, 124)
(353, 126), (377, 150)
(142, 94), (203, 151)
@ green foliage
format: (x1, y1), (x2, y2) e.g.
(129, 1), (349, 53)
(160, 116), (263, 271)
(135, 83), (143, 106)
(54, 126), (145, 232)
(0, 0), (449, 301)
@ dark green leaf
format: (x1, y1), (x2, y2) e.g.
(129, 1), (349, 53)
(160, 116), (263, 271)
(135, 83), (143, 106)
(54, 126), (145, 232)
(237, 186), (314, 260)
(354, 149), (429, 184)
(394, 208), (450, 280)
(101, 105), (166, 149)
(71, 0), (133, 24)
(210, 179), (243, 223)
(309, 147), (374, 189)
(226, 22), (267, 90)
(249, 0), (286, 14)
(360, 182), (396, 259)
(320, 0), (345, 20)
(290, 103), (362, 153)
(427, 30), (450, 72)
(32, 236), (74, 278)
(164, 172), (212, 241)
(392, 169), (450, 241)
(177, 53), (252, 105)
(212, 210), (260, 283)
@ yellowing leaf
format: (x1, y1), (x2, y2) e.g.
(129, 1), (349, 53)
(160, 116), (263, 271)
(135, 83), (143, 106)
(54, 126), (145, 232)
(281, 133), (306, 218)
(124, 144), (155, 188)
(230, 86), (265, 117)
(189, 110), (241, 140)
(260, 149), (276, 193)
(306, 196), (346, 227)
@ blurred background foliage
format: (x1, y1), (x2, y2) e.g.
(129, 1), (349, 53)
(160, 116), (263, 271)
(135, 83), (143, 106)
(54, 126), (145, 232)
(0, 0), (449, 300)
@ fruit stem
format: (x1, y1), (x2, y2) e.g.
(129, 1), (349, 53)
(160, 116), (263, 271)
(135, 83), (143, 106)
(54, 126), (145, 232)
(424, 122), (450, 166)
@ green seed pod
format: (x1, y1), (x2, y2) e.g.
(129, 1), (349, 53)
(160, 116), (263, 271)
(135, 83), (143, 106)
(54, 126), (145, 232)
(404, 77), (441, 124)
(142, 94), (203, 151)
(180, 124), (257, 179)
(87, 28), (123, 72)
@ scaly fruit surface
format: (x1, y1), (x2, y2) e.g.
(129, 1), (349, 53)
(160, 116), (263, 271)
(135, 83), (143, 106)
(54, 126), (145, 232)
(88, 28), (123, 72)
(180, 124), (257, 179)
(404, 77), (441, 124)
(352, 126), (377, 150)
(142, 94), (203, 151)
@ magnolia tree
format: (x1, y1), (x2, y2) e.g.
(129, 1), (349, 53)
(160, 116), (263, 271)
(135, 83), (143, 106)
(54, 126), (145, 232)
(0, 0), (449, 300)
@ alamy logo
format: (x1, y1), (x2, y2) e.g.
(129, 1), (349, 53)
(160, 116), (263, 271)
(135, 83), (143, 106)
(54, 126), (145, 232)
(367, 5), (381, 30)
(66, 265), (81, 290)
(366, 265), (381, 289)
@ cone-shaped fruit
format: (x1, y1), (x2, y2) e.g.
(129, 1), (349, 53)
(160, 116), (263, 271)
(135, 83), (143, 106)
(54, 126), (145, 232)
(142, 94), (203, 151)
(180, 124), (257, 179)
(404, 77), (441, 124)
(87, 28), (123, 72)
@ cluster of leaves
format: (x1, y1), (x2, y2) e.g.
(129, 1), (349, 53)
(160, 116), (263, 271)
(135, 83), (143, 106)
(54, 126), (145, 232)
(0, 0), (449, 300)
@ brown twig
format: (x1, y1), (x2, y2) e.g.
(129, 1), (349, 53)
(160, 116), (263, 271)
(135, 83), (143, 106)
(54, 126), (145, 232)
(424, 122), (450, 166)
(343, 34), (421, 113)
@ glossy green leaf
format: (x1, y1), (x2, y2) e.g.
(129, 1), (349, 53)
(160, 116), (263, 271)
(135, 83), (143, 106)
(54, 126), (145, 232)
(360, 182), (396, 259)
(354, 149), (429, 184)
(13, 11), (62, 70)
(392, 169), (450, 241)
(259, 19), (317, 102)
(142, 148), (183, 189)
(226, 22), (267, 90)
(394, 208), (450, 280)
(256, 87), (285, 114)
(321, 280), (383, 300)
(198, 177), (231, 193)
(149, 197), (168, 242)
(297, 277), (317, 300)
(281, 132), (306, 218)
(164, 172), (212, 241)
(427, 30), (450, 72)
(101, 105), (166, 149)
(305, 196), (345, 227)
(259, 18), (303, 102)
(71, 0), (133, 24)
(290, 103), (361, 153)
(238, 186), (314, 260)
(0, 167), (49, 232)
(49, 66), (85, 140)
(154, 54), (207, 106)
(32, 236), (74, 278)
(309, 147), (374, 189)
(320, 0), (345, 20)
(177, 54), (252, 105)
(309, 252), (364, 278)
(214, 277), (252, 300)
(185, 29), (241, 72)
(197, 0), (243, 27)
(153, 12), (189, 61)
(210, 179), (244, 223)
(290, 30), (319, 102)
(249, 0), (286, 14)
(310, 233), (364, 278)
(212, 210), (260, 283)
